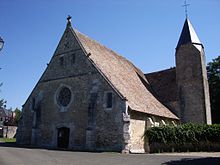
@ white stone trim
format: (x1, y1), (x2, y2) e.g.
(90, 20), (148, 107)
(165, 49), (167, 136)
(147, 117), (155, 127)
(172, 120), (177, 126)
(129, 149), (145, 154)
(161, 120), (166, 126)
(154, 122), (160, 127)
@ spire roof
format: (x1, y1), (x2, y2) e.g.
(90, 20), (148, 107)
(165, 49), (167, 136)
(176, 18), (202, 51)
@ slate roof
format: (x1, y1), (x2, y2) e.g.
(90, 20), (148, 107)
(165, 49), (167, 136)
(176, 18), (202, 51)
(72, 28), (178, 120)
(0, 108), (13, 118)
(145, 68), (177, 103)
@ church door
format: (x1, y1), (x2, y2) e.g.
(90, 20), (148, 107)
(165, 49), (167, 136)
(57, 127), (70, 149)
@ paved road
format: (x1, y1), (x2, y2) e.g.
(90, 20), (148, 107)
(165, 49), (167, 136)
(0, 146), (220, 165)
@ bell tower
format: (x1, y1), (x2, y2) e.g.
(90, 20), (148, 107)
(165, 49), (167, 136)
(175, 18), (211, 124)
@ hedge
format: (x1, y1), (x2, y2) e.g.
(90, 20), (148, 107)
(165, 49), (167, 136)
(145, 123), (220, 145)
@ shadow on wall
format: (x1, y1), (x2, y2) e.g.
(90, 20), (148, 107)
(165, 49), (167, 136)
(162, 157), (220, 165)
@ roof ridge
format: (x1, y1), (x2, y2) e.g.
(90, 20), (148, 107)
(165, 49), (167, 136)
(145, 67), (176, 75)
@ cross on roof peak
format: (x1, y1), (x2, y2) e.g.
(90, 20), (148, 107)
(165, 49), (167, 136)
(66, 15), (72, 27)
(67, 15), (72, 22)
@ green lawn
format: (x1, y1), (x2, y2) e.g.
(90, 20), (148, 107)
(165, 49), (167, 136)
(0, 138), (16, 143)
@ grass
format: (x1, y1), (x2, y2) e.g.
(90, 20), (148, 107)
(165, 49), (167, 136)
(0, 138), (16, 143)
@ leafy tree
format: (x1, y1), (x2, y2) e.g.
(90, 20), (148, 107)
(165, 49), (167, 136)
(0, 99), (6, 108)
(14, 108), (21, 125)
(207, 56), (220, 124)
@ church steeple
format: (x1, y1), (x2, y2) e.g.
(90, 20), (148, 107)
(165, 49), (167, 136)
(175, 17), (212, 124)
(176, 18), (203, 51)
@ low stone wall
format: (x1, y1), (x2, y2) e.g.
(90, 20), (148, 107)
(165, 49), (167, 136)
(149, 142), (220, 153)
(3, 126), (17, 138)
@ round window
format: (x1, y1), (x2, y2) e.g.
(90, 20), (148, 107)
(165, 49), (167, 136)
(57, 87), (72, 107)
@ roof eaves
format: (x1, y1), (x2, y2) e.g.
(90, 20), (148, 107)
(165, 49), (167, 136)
(130, 107), (179, 120)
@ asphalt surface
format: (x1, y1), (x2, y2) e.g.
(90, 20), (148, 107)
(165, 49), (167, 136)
(0, 145), (220, 165)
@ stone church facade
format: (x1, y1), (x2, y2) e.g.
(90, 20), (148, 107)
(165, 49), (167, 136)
(16, 17), (211, 153)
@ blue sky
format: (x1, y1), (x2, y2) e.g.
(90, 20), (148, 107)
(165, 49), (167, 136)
(0, 0), (220, 110)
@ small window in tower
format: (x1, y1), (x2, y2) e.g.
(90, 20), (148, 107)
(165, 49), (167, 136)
(32, 98), (35, 111)
(106, 92), (113, 109)
(72, 53), (75, 64)
(59, 56), (64, 66)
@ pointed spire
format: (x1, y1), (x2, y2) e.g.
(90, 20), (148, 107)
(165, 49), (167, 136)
(176, 18), (203, 51)
(66, 15), (72, 27)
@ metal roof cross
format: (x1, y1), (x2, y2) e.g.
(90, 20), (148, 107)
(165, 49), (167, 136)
(67, 15), (72, 22)
(182, 0), (190, 18)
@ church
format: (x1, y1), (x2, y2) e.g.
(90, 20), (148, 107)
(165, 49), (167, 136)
(16, 16), (211, 153)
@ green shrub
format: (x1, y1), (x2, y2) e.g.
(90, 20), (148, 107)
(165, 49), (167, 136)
(145, 123), (220, 145)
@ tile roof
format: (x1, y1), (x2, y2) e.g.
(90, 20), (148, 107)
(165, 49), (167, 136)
(145, 68), (177, 103)
(73, 29), (178, 120)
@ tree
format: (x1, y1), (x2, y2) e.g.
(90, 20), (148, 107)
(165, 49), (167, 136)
(0, 83), (7, 109)
(207, 56), (220, 124)
(14, 108), (21, 125)
(0, 99), (6, 108)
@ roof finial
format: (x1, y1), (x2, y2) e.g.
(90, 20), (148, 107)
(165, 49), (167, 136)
(67, 15), (72, 27)
(182, 0), (190, 18)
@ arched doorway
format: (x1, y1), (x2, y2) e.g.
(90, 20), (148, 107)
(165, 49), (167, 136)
(57, 127), (70, 149)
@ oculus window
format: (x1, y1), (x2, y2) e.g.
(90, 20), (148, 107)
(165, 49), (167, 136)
(57, 87), (72, 107)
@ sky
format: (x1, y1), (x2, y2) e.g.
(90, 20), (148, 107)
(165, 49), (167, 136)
(0, 0), (219, 110)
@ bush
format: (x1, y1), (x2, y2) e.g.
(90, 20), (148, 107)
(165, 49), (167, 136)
(145, 123), (220, 145)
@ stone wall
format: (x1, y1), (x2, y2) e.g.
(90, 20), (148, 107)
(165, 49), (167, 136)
(129, 111), (176, 153)
(2, 126), (17, 138)
(130, 114), (146, 153)
(17, 26), (126, 152)
(27, 71), (125, 151)
(176, 44), (211, 124)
